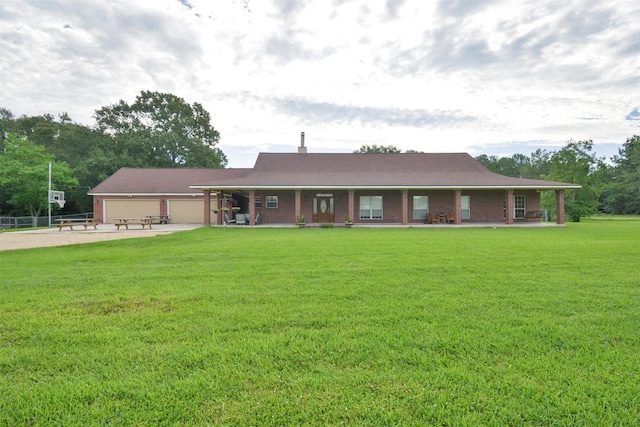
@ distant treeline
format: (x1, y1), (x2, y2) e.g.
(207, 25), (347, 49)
(474, 137), (640, 219)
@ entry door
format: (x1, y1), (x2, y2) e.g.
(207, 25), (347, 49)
(313, 197), (334, 223)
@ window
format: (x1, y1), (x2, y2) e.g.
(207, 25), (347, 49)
(413, 196), (429, 220)
(254, 196), (262, 209)
(514, 195), (526, 218)
(360, 196), (383, 220)
(461, 195), (471, 220)
(266, 195), (278, 208)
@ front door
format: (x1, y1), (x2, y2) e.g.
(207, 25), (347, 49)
(313, 197), (334, 223)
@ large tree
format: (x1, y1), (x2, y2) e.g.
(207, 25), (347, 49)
(94, 91), (227, 168)
(0, 134), (77, 216)
(546, 140), (608, 221)
(5, 112), (115, 213)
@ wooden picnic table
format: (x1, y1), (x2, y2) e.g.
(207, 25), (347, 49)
(55, 218), (98, 231)
(113, 218), (153, 230)
(146, 215), (170, 224)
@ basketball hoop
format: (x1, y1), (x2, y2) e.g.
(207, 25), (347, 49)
(49, 190), (66, 209)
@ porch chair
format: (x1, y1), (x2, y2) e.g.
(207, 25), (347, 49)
(446, 212), (455, 223)
(223, 212), (236, 224)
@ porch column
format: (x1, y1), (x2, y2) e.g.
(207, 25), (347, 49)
(556, 189), (565, 225)
(401, 190), (408, 225)
(249, 190), (255, 226)
(506, 190), (514, 224)
(295, 190), (301, 223)
(217, 192), (223, 225)
(348, 190), (355, 223)
(454, 190), (462, 225)
(203, 190), (211, 226)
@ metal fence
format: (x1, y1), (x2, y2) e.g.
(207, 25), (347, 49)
(0, 213), (93, 230)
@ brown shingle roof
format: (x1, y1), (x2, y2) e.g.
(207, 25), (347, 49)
(91, 153), (579, 194)
(89, 168), (251, 194)
(191, 153), (580, 190)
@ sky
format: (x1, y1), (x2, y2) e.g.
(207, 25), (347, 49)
(1, 0), (639, 168)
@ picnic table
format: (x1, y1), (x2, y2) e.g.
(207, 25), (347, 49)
(146, 215), (170, 224)
(55, 218), (98, 231)
(113, 218), (153, 230)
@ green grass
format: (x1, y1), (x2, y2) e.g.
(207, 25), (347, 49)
(1, 224), (639, 426)
(584, 214), (640, 221)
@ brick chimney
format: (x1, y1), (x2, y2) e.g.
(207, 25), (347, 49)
(298, 131), (307, 154)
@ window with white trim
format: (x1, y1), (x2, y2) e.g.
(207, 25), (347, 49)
(360, 196), (383, 220)
(413, 196), (429, 220)
(461, 195), (471, 220)
(266, 195), (278, 208)
(514, 195), (526, 218)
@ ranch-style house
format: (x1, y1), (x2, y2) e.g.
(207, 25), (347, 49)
(89, 142), (580, 227)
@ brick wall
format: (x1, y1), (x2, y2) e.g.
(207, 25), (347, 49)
(248, 189), (542, 225)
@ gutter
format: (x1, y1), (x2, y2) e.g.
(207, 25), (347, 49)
(88, 192), (205, 197)
(189, 184), (581, 191)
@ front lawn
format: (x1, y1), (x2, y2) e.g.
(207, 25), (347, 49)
(1, 223), (639, 425)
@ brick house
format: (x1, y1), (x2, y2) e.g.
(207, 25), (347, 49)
(90, 149), (579, 226)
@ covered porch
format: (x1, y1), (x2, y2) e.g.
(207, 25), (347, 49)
(197, 188), (568, 226)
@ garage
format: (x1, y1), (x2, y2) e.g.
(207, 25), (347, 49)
(168, 199), (215, 224)
(104, 200), (159, 223)
(90, 168), (244, 225)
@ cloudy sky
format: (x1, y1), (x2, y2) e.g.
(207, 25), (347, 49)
(1, 0), (639, 167)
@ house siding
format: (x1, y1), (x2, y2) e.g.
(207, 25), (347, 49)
(250, 189), (543, 225)
(467, 190), (506, 222)
(254, 191), (296, 224)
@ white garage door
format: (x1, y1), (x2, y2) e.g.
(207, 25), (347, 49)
(168, 199), (215, 224)
(105, 200), (159, 223)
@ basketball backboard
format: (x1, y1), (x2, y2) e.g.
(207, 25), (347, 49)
(48, 190), (65, 208)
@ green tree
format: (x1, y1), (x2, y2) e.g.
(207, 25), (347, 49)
(475, 154), (530, 177)
(0, 107), (15, 136)
(608, 135), (640, 214)
(354, 144), (402, 153)
(521, 148), (552, 179)
(0, 134), (78, 216)
(94, 91), (227, 168)
(6, 111), (114, 213)
(546, 140), (607, 221)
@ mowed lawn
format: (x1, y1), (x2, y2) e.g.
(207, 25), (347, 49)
(1, 223), (639, 426)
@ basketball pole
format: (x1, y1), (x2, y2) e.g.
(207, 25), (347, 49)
(48, 162), (51, 227)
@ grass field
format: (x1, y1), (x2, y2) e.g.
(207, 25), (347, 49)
(1, 223), (639, 425)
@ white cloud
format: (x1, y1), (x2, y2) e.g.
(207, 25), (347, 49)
(1, 0), (638, 167)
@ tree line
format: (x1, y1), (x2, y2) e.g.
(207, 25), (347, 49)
(474, 138), (640, 220)
(1, 91), (227, 216)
